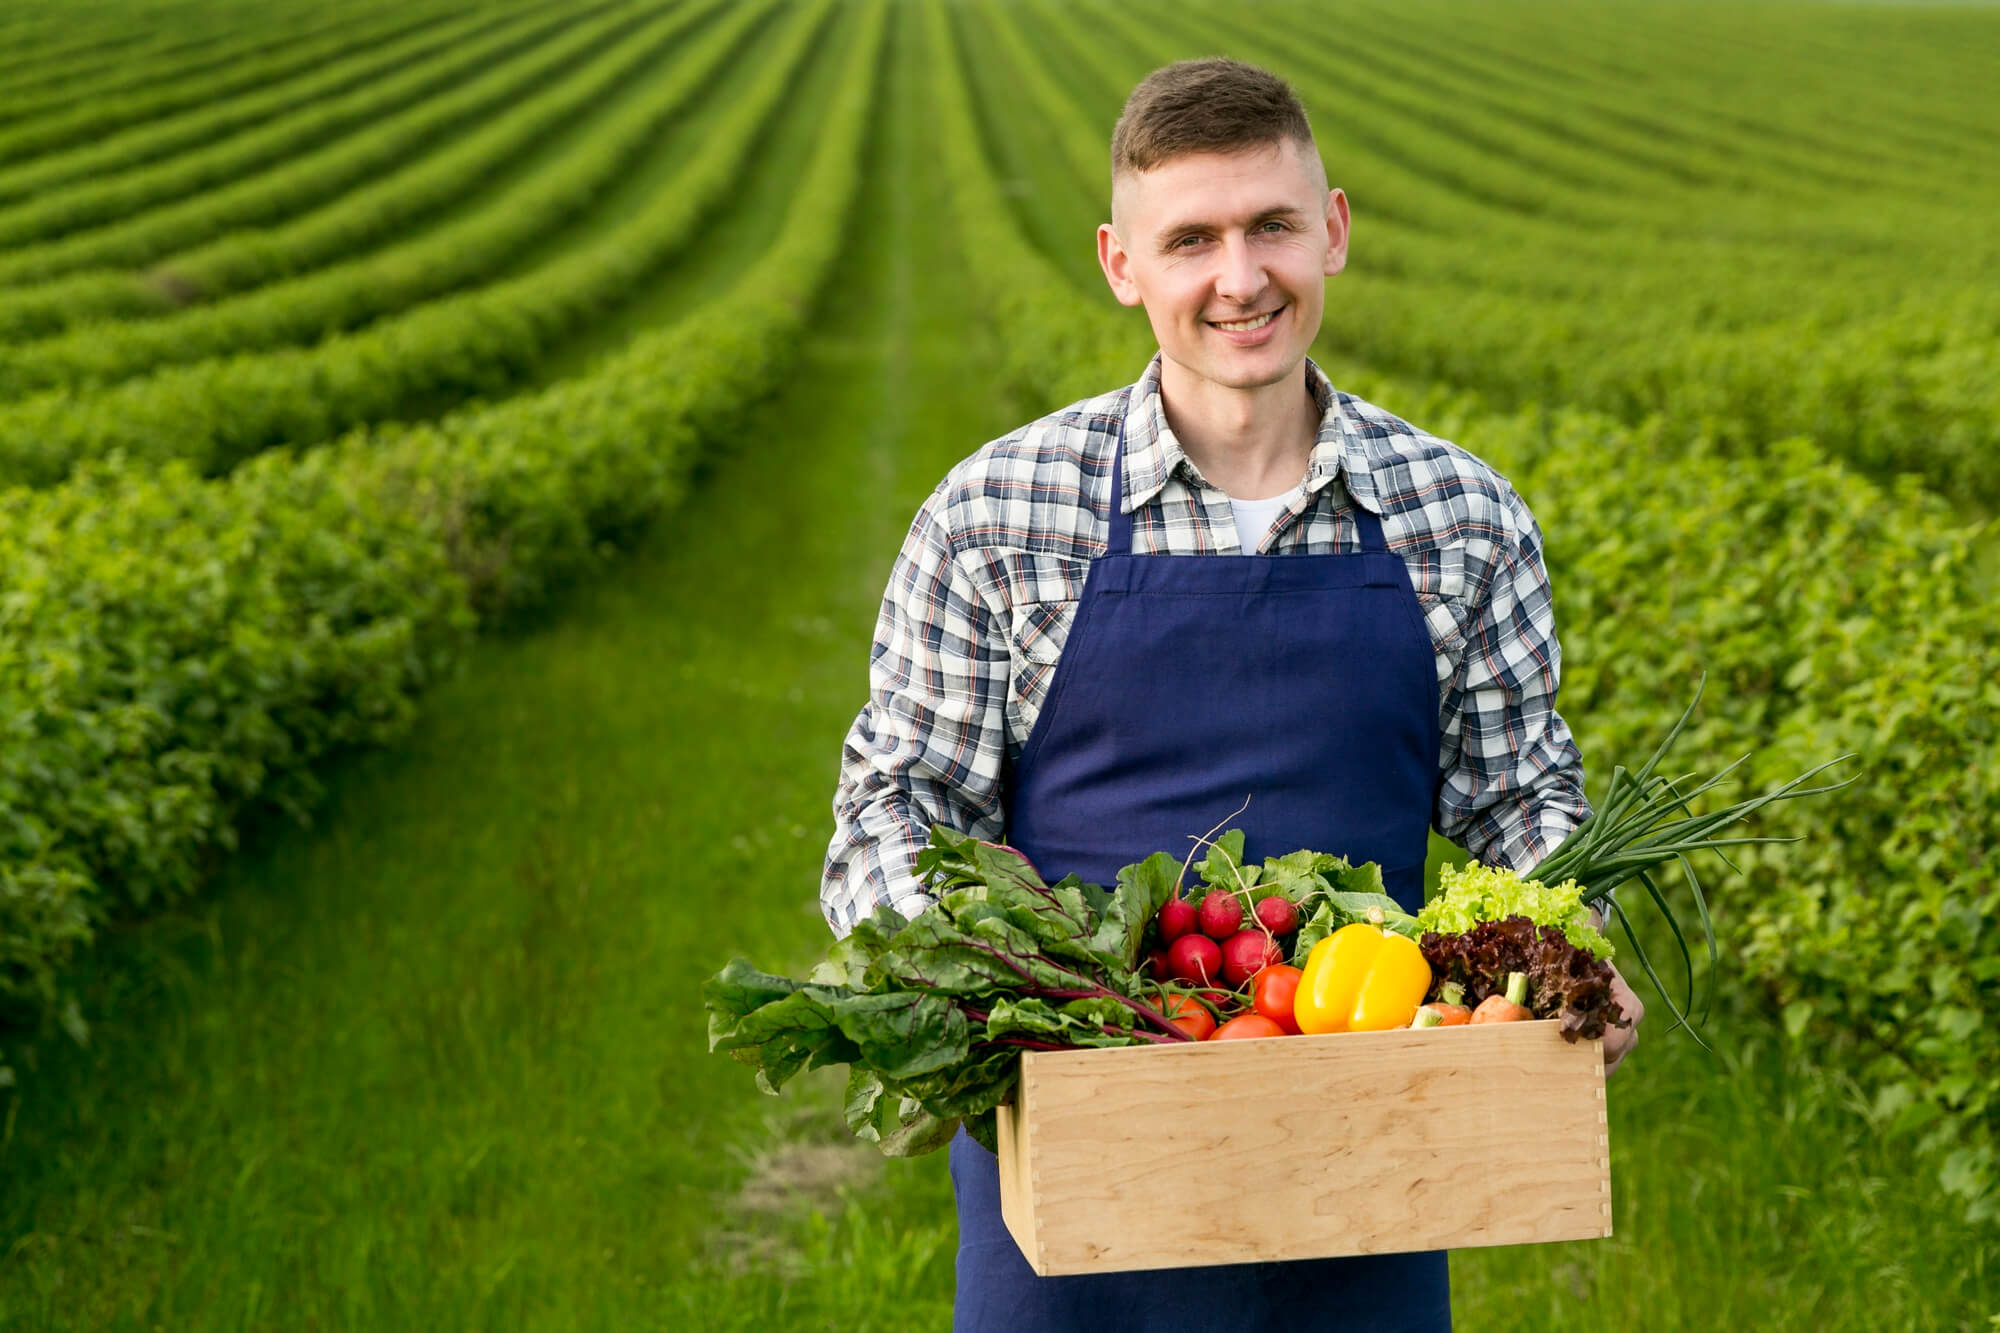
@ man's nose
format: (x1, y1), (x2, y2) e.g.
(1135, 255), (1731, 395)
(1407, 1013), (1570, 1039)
(1212, 235), (1265, 304)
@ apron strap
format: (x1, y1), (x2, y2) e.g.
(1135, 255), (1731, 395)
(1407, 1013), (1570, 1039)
(1104, 415), (1134, 557)
(1352, 506), (1389, 553)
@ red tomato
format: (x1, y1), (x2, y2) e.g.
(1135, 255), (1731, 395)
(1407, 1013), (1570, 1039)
(1210, 1013), (1287, 1041)
(1251, 965), (1304, 1035)
(1163, 993), (1216, 1041)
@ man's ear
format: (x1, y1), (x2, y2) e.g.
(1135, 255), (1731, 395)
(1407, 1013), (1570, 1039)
(1323, 188), (1351, 278)
(1097, 223), (1143, 307)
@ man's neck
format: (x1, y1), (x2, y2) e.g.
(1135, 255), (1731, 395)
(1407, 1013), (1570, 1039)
(1157, 358), (1319, 501)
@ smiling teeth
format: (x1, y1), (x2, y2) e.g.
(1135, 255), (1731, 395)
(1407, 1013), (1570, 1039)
(1215, 310), (1278, 332)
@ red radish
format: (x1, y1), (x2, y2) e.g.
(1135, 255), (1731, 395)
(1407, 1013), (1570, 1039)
(1197, 891), (1243, 940)
(1156, 897), (1197, 944)
(1253, 895), (1299, 935)
(1167, 934), (1223, 986)
(1145, 948), (1172, 978)
(1220, 929), (1282, 986)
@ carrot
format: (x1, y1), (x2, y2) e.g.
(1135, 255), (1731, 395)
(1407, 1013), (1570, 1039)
(1410, 980), (1472, 1028)
(1412, 1002), (1472, 1027)
(1469, 971), (1533, 1024)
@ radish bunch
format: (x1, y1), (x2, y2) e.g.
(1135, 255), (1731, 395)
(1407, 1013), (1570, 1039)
(1146, 890), (1300, 989)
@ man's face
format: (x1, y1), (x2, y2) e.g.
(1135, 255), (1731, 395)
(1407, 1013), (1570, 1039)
(1097, 139), (1348, 395)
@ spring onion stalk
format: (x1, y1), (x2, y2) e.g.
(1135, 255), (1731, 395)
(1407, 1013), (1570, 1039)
(1524, 676), (1857, 1046)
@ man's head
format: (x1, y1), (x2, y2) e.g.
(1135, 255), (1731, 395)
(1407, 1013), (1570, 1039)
(1098, 59), (1348, 396)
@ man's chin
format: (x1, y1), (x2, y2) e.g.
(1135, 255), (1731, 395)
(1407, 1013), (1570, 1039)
(1163, 347), (1306, 393)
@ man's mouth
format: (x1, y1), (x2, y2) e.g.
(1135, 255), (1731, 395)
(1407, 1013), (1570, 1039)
(1209, 306), (1283, 332)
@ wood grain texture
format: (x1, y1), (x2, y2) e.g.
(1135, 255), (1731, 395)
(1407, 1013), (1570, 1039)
(997, 1019), (1612, 1275)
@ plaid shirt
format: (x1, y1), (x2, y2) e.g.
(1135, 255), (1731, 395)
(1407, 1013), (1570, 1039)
(821, 355), (1589, 934)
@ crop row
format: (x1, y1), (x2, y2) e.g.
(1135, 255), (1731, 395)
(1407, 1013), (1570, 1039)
(0, 0), (820, 489)
(1371, 0), (1999, 167)
(1296, 3), (1964, 209)
(1349, 0), (1986, 185)
(0, 1), (663, 291)
(928, 1), (2000, 1225)
(0, 0), (886, 1105)
(0, 4), (389, 121)
(0, 0), (733, 351)
(0, 1), (478, 169)
(0, 0), (598, 256)
(0, 0), (556, 210)
(0, 0), (366, 97)
(991, 0), (1999, 509)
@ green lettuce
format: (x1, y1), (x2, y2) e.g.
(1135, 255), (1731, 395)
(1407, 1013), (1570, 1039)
(1416, 863), (1614, 960)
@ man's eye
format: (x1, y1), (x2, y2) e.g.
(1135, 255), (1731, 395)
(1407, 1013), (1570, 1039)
(1173, 235), (1204, 249)
(1261, 220), (1290, 233)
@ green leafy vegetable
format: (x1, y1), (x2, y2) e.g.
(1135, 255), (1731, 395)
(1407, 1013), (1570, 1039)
(705, 827), (1187, 1156)
(1417, 863), (1614, 960)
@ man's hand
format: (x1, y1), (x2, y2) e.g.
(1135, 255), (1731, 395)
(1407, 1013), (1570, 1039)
(1603, 962), (1644, 1077)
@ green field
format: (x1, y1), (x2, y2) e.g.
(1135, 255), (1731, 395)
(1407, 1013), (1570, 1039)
(1, 0), (1996, 1327)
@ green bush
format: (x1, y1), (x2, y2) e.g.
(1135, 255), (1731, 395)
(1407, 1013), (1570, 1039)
(0, 0), (722, 343)
(0, 0), (885, 1095)
(0, 0), (573, 252)
(0, 0), (823, 488)
(0, 1), (473, 169)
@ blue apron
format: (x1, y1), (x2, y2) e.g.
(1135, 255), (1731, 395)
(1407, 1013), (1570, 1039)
(949, 404), (1452, 1332)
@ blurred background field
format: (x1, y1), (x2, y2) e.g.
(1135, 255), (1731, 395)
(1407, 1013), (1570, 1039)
(0, 0), (1995, 1327)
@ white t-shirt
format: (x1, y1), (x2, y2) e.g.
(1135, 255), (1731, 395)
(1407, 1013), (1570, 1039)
(1228, 492), (1294, 552)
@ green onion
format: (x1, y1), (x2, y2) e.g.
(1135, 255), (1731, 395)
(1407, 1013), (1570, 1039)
(1525, 676), (1857, 1047)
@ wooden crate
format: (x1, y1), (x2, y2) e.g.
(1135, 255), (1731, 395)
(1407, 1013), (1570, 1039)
(993, 1019), (1611, 1275)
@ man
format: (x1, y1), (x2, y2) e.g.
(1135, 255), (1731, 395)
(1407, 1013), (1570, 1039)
(822, 57), (1641, 1331)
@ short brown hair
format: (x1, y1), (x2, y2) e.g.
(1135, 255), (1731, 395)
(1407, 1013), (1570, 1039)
(1110, 58), (1317, 180)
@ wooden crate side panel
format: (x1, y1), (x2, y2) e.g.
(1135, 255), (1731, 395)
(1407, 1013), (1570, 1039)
(993, 1097), (1047, 1274)
(1018, 1022), (1610, 1275)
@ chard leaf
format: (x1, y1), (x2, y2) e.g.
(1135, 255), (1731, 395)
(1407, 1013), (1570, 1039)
(915, 824), (1050, 900)
(703, 958), (804, 1032)
(983, 996), (1140, 1048)
(844, 1069), (960, 1156)
(969, 838), (1051, 895)
(872, 912), (1096, 997)
(900, 1047), (1020, 1119)
(1073, 876), (1113, 924)
(964, 1108), (1001, 1154)
(832, 990), (970, 1080)
(941, 882), (1096, 965)
(809, 908), (901, 986)
(878, 1103), (959, 1157)
(703, 974), (862, 1095)
(844, 1067), (888, 1137)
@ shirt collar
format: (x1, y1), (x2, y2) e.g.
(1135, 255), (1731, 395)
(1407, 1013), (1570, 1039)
(1118, 353), (1384, 516)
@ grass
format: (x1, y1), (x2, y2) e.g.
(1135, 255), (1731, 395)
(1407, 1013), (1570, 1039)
(1, 1), (1996, 1328)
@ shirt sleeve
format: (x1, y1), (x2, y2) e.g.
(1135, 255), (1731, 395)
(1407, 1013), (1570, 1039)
(821, 483), (1011, 936)
(1433, 486), (1591, 871)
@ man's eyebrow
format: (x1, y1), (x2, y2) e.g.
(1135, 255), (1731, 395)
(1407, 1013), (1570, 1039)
(1154, 205), (1311, 243)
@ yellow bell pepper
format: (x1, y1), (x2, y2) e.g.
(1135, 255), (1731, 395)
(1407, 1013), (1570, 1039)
(1294, 922), (1433, 1034)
